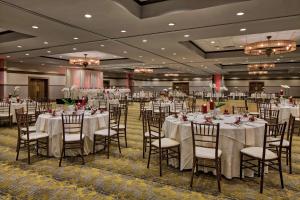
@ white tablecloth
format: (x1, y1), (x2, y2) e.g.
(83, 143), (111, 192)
(35, 111), (109, 157)
(163, 113), (266, 179)
(273, 104), (300, 123)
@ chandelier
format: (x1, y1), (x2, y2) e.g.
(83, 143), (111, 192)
(164, 73), (179, 77)
(247, 63), (275, 70)
(69, 54), (100, 67)
(244, 36), (296, 56)
(134, 68), (153, 73)
(248, 70), (268, 75)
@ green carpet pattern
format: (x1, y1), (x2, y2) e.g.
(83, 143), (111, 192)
(0, 102), (300, 199)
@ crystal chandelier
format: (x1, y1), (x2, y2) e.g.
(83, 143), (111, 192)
(248, 70), (268, 75)
(244, 36), (296, 56)
(134, 68), (153, 73)
(69, 54), (100, 67)
(247, 63), (275, 70)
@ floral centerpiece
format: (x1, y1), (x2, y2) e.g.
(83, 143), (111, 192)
(11, 86), (20, 97)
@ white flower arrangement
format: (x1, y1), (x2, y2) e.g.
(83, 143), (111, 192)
(70, 85), (78, 91)
(61, 87), (70, 92)
(12, 86), (20, 97)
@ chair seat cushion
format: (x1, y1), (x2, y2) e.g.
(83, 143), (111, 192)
(27, 111), (36, 115)
(241, 147), (277, 160)
(21, 132), (48, 140)
(0, 113), (12, 117)
(94, 129), (117, 136)
(249, 112), (259, 115)
(270, 139), (290, 147)
(64, 134), (84, 142)
(152, 138), (179, 148)
(145, 131), (164, 138)
(195, 146), (222, 159)
(111, 124), (125, 129)
(21, 126), (36, 132)
(295, 117), (300, 121)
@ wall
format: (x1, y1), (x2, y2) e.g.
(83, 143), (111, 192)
(225, 79), (300, 96)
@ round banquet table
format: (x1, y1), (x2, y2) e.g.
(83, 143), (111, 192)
(272, 104), (299, 123)
(163, 113), (266, 179)
(35, 111), (109, 157)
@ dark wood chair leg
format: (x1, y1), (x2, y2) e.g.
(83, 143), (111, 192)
(93, 135), (96, 154)
(260, 161), (265, 193)
(286, 149), (289, 166)
(159, 148), (162, 176)
(46, 138), (49, 157)
(147, 146), (152, 168)
(178, 146), (181, 170)
(80, 141), (85, 165)
(27, 141), (31, 164)
(216, 159), (221, 192)
(124, 129), (128, 148)
(278, 158), (284, 188)
(36, 140), (39, 156)
(166, 149), (169, 166)
(107, 136), (110, 159)
(190, 158), (196, 188)
(117, 134), (122, 154)
(16, 138), (20, 161)
(258, 160), (261, 177)
(142, 136), (145, 159)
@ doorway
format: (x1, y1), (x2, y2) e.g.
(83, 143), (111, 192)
(173, 82), (189, 95)
(28, 78), (48, 100)
(103, 80), (110, 89)
(249, 82), (264, 94)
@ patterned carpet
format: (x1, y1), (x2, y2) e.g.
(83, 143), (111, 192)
(0, 101), (300, 200)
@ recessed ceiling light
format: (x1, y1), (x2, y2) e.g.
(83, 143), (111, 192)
(151, 59), (155, 61)
(73, 37), (79, 40)
(121, 30), (127, 33)
(173, 53), (177, 55)
(47, 50), (51, 53)
(239, 45), (243, 48)
(184, 34), (190, 38)
(20, 61), (23, 63)
(25, 53), (29, 56)
(216, 47), (220, 50)
(236, 12), (244, 16)
(161, 47), (165, 50)
(210, 41), (215, 44)
(240, 28), (247, 32)
(44, 41), (49, 45)
(277, 58), (280, 61)
(17, 45), (22, 48)
(84, 14), (92, 18)
(100, 44), (105, 47)
(290, 59), (295, 62)
(204, 66), (208, 69)
(142, 39), (148, 43)
(41, 63), (45, 66)
(6, 55), (10, 58)
(32, 25), (39, 29)
(182, 57), (186, 60)
(139, 55), (143, 58)
(59, 56), (63, 58)
(73, 48), (77, 51)
(168, 23), (175, 26)
(123, 51), (127, 54)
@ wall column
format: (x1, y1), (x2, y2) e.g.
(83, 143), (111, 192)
(0, 59), (7, 99)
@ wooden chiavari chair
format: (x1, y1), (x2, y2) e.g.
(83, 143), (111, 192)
(173, 101), (184, 114)
(260, 109), (279, 124)
(270, 114), (295, 174)
(0, 102), (12, 127)
(93, 104), (122, 158)
(59, 113), (85, 167)
(16, 112), (49, 164)
(147, 109), (180, 176)
(232, 106), (248, 115)
(240, 122), (286, 193)
(190, 122), (222, 192)
(112, 99), (128, 147)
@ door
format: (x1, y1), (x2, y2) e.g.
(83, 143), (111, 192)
(103, 80), (110, 89)
(249, 82), (264, 94)
(173, 82), (189, 95)
(28, 78), (48, 100)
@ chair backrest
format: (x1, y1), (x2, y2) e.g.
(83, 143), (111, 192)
(232, 106), (248, 114)
(0, 102), (11, 116)
(26, 101), (37, 114)
(16, 112), (30, 140)
(139, 99), (146, 112)
(191, 122), (220, 159)
(142, 109), (152, 135)
(263, 122), (286, 160)
(61, 113), (84, 142)
(147, 110), (164, 147)
(286, 114), (295, 147)
(174, 101), (184, 113)
(108, 103), (121, 131)
(15, 107), (24, 116)
(261, 109), (279, 124)
(99, 99), (107, 109)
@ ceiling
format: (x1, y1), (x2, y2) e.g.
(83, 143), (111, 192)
(0, 0), (300, 79)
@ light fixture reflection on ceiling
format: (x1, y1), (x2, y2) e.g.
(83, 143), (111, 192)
(69, 53), (100, 68)
(44, 41), (48, 45)
(32, 25), (39, 29)
(84, 14), (92, 18)
(248, 63), (275, 70)
(244, 36), (296, 56)
(168, 23), (175, 26)
(164, 73), (179, 77)
(134, 68), (153, 73)
(248, 70), (268, 75)
(17, 45), (22, 48)
(236, 12), (244, 16)
(121, 30), (127, 33)
(240, 28), (247, 32)
(184, 34), (190, 38)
